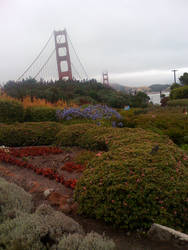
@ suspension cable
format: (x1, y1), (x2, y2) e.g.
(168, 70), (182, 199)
(16, 32), (53, 81)
(67, 33), (89, 79)
(34, 48), (56, 79)
(71, 62), (82, 80)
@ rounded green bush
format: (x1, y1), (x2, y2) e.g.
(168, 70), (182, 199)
(56, 124), (188, 232)
(0, 99), (24, 123)
(56, 124), (108, 150)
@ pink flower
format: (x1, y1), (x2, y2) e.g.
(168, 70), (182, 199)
(96, 152), (102, 157)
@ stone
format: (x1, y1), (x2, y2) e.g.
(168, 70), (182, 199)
(43, 188), (54, 198)
(148, 223), (188, 249)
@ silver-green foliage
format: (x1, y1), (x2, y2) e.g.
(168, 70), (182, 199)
(58, 232), (116, 250)
(0, 177), (33, 223)
(0, 204), (83, 250)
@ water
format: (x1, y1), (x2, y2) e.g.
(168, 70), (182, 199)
(148, 92), (169, 105)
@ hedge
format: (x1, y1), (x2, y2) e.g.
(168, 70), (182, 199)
(120, 112), (188, 145)
(55, 124), (188, 232)
(0, 99), (24, 123)
(167, 99), (188, 107)
(24, 106), (57, 122)
(0, 122), (62, 146)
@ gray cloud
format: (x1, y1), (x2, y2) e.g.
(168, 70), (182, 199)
(0, 0), (188, 86)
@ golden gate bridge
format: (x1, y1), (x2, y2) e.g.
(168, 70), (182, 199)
(17, 29), (109, 85)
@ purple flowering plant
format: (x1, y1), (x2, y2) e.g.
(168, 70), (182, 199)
(56, 104), (122, 122)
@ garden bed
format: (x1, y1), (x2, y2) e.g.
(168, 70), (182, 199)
(0, 145), (179, 250)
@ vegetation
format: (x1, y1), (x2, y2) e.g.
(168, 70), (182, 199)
(179, 72), (188, 86)
(119, 111), (188, 145)
(0, 122), (62, 146)
(170, 85), (188, 99)
(54, 124), (188, 232)
(0, 178), (115, 250)
(2, 79), (150, 109)
(0, 99), (24, 123)
(167, 99), (188, 107)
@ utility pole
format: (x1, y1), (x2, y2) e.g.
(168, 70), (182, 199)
(171, 69), (178, 84)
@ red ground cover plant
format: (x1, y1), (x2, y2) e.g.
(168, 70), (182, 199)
(61, 161), (85, 172)
(0, 147), (83, 189)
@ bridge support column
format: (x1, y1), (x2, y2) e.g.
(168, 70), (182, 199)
(54, 29), (72, 80)
(103, 72), (109, 85)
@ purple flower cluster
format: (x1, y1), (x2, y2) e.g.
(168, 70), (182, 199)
(56, 105), (122, 121)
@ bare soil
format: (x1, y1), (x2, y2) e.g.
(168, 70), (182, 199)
(0, 146), (179, 250)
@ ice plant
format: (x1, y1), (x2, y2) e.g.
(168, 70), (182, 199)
(0, 147), (82, 190)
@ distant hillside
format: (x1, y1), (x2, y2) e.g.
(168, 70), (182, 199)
(111, 83), (170, 93)
(110, 83), (149, 93)
(148, 84), (170, 92)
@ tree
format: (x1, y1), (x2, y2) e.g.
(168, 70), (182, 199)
(179, 72), (188, 86)
(130, 92), (150, 108)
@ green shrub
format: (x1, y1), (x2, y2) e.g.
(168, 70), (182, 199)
(56, 124), (109, 151)
(120, 113), (188, 145)
(58, 232), (115, 250)
(180, 144), (188, 151)
(170, 85), (188, 99)
(56, 124), (188, 232)
(167, 99), (188, 107)
(0, 177), (33, 223)
(24, 106), (57, 122)
(0, 122), (62, 146)
(0, 99), (24, 123)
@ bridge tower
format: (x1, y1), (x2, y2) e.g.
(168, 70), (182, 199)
(54, 29), (72, 80)
(102, 71), (109, 85)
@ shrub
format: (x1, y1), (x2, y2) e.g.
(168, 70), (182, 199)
(0, 122), (62, 146)
(24, 106), (57, 122)
(167, 99), (188, 107)
(119, 112), (188, 145)
(0, 177), (33, 223)
(0, 203), (83, 250)
(0, 99), (24, 123)
(56, 124), (188, 232)
(58, 232), (115, 250)
(56, 124), (108, 151)
(170, 85), (188, 99)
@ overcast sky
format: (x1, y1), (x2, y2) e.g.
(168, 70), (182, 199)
(0, 0), (188, 86)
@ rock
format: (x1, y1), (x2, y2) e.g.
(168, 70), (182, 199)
(148, 223), (188, 249)
(43, 188), (54, 198)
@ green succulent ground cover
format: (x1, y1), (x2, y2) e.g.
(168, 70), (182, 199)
(55, 124), (188, 232)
